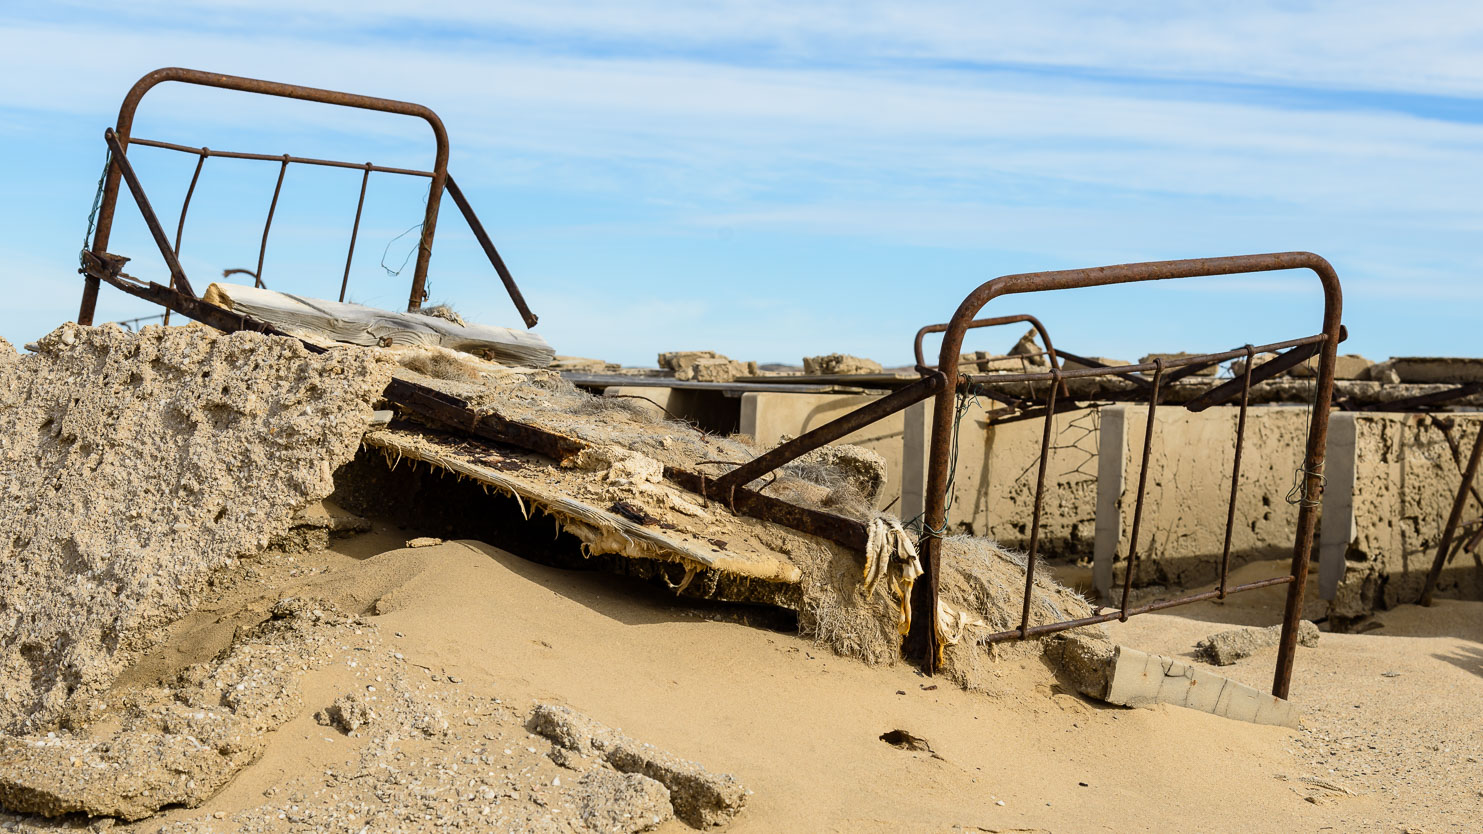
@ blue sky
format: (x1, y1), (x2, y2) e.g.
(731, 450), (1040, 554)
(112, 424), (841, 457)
(2, 2), (1480, 366)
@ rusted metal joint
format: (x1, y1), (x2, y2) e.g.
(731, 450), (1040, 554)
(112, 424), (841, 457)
(79, 250), (130, 281)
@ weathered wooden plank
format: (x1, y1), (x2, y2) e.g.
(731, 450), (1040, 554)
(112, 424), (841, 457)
(361, 428), (804, 586)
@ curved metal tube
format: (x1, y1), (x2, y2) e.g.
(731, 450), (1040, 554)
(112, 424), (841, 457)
(912, 312), (1062, 374)
(914, 251), (1343, 699)
(81, 66), (449, 323)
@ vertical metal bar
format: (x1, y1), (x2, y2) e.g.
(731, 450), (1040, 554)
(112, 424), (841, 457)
(1020, 372), (1061, 636)
(1273, 307), (1343, 698)
(164, 147), (209, 326)
(254, 155), (289, 289)
(340, 163), (372, 303)
(100, 129), (194, 298)
(407, 164), (448, 311)
(1421, 427), (1483, 606)
(174, 148), (208, 256)
(1218, 346), (1256, 599)
(78, 271), (102, 325)
(444, 175), (539, 327)
(1119, 360), (1164, 619)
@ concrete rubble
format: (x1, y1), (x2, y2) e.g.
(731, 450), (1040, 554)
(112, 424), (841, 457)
(551, 356), (623, 374)
(787, 443), (889, 508)
(801, 353), (883, 375)
(657, 350), (758, 382)
(569, 768), (675, 833)
(1140, 351), (1218, 375)
(1009, 329), (1049, 366)
(1290, 353), (1374, 380)
(0, 599), (357, 820)
(1195, 621), (1320, 666)
(0, 323), (392, 733)
(1383, 356), (1483, 385)
(1105, 646), (1300, 728)
(529, 703), (749, 827)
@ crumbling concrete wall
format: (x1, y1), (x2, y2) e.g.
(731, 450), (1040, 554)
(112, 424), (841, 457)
(0, 323), (392, 732)
(1094, 405), (1310, 597)
(1322, 413), (1483, 620)
(728, 385), (1477, 615)
(937, 400), (1101, 559)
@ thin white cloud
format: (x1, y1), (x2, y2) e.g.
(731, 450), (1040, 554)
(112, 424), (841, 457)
(2, 18), (1479, 222)
(24, 1), (1483, 98)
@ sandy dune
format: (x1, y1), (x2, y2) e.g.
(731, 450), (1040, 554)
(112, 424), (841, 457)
(1, 522), (1474, 831)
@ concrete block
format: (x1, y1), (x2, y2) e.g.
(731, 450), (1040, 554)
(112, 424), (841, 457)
(1093, 406), (1128, 603)
(1326, 413), (1483, 618)
(1386, 357), (1483, 385)
(900, 399), (930, 523)
(1105, 646), (1299, 728)
(1288, 353), (1373, 380)
(1318, 413), (1357, 600)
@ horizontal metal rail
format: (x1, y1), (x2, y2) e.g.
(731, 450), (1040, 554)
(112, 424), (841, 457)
(958, 332), (1329, 386)
(127, 136), (435, 177)
(980, 575), (1295, 643)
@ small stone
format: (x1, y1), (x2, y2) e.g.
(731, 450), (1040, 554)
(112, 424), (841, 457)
(1196, 621), (1320, 666)
(325, 692), (376, 734)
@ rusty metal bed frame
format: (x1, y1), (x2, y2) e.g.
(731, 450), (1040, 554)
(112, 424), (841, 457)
(77, 69), (1348, 701)
(710, 253), (1344, 699)
(77, 67), (536, 329)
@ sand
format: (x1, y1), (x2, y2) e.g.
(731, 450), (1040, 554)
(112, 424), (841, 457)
(1109, 561), (1483, 834)
(3, 524), (1473, 832)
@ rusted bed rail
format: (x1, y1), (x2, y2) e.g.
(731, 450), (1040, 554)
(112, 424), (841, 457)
(913, 313), (1064, 374)
(78, 67), (537, 329)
